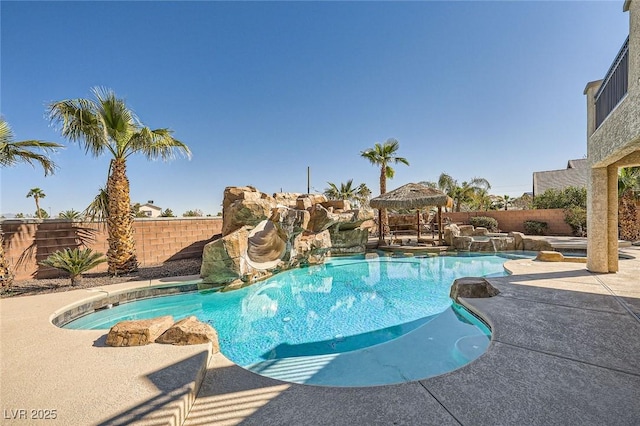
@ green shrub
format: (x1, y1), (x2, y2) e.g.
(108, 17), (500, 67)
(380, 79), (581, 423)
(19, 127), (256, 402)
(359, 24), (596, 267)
(533, 187), (587, 209)
(39, 248), (106, 285)
(523, 220), (548, 235)
(469, 216), (498, 231)
(564, 207), (587, 237)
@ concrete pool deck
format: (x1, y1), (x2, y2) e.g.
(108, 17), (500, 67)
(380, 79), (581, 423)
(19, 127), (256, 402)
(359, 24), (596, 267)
(1, 245), (639, 425)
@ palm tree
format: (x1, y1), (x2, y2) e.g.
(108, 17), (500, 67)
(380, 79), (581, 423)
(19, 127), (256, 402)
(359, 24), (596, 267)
(502, 194), (511, 211)
(58, 209), (82, 219)
(0, 118), (62, 285)
(324, 179), (356, 200)
(618, 166), (640, 241)
(26, 188), (46, 219)
(49, 87), (191, 274)
(361, 138), (409, 239)
(437, 173), (491, 212)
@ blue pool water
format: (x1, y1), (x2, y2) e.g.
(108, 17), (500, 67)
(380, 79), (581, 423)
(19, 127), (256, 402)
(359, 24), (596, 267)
(65, 254), (510, 386)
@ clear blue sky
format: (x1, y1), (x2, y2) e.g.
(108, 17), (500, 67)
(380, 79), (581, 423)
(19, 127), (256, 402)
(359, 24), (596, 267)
(1, 1), (630, 217)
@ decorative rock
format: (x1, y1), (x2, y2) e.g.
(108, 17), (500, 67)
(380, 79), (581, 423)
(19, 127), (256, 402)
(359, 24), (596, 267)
(450, 277), (500, 303)
(200, 227), (251, 284)
(509, 232), (525, 250)
(222, 198), (273, 236)
(472, 227), (489, 236)
(458, 225), (475, 237)
(273, 192), (302, 208)
(536, 251), (565, 262)
(523, 237), (553, 251)
(307, 204), (338, 233)
(156, 316), (220, 351)
(444, 224), (460, 246)
(321, 200), (351, 211)
(106, 316), (174, 347)
(296, 196), (313, 210)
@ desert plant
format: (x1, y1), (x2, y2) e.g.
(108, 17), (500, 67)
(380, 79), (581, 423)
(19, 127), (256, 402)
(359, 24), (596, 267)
(564, 207), (587, 237)
(523, 220), (548, 236)
(39, 248), (107, 285)
(469, 216), (498, 231)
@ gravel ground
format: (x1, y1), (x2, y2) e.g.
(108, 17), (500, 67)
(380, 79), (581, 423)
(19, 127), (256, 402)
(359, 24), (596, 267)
(0, 258), (202, 298)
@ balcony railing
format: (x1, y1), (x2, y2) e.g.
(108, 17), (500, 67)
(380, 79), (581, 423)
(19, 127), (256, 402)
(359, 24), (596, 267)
(595, 36), (629, 128)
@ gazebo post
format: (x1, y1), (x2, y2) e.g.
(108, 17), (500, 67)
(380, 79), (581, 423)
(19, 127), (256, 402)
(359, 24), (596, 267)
(416, 209), (421, 239)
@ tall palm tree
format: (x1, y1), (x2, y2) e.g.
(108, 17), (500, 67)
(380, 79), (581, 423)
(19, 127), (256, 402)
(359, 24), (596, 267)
(0, 118), (62, 285)
(361, 138), (409, 239)
(26, 188), (46, 219)
(49, 87), (191, 274)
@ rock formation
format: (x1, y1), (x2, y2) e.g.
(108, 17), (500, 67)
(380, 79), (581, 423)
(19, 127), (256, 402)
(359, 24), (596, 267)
(201, 186), (374, 288)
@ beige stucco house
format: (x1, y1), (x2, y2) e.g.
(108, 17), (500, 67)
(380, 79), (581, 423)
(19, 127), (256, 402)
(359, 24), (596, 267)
(584, 0), (640, 272)
(138, 203), (162, 218)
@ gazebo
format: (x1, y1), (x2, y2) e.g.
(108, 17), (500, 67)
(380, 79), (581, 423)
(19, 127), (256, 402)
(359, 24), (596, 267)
(369, 183), (451, 245)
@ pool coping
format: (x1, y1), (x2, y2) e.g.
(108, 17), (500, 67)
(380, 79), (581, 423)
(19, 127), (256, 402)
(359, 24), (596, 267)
(2, 247), (639, 425)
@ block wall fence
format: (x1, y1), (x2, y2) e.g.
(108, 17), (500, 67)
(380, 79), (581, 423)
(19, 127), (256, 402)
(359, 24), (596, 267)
(1, 209), (602, 281)
(443, 209), (574, 235)
(1, 218), (222, 281)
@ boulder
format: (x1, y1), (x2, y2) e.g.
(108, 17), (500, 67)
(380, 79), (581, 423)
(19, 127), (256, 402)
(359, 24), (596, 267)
(200, 227), (251, 284)
(321, 200), (351, 211)
(296, 196), (313, 210)
(106, 316), (174, 347)
(536, 251), (564, 262)
(222, 198), (274, 236)
(472, 227), (489, 236)
(509, 232), (525, 250)
(307, 204), (338, 233)
(293, 230), (332, 264)
(523, 237), (553, 251)
(328, 227), (369, 254)
(450, 277), (500, 303)
(156, 316), (220, 351)
(458, 225), (475, 237)
(452, 235), (473, 251)
(273, 192), (302, 208)
(444, 224), (460, 246)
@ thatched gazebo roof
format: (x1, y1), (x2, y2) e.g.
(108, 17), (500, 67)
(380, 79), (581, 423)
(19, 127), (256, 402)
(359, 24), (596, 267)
(369, 183), (449, 209)
(369, 183), (450, 245)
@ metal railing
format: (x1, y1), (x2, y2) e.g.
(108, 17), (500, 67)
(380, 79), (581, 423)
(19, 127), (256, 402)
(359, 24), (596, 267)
(595, 36), (629, 128)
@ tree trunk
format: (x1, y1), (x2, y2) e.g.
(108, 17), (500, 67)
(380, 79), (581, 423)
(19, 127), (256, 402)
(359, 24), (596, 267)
(379, 165), (388, 243)
(0, 229), (14, 286)
(619, 192), (640, 241)
(35, 196), (41, 219)
(106, 158), (138, 274)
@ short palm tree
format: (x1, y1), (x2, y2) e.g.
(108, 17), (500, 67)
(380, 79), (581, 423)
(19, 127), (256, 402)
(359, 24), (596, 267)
(361, 138), (409, 240)
(49, 87), (191, 274)
(39, 247), (107, 286)
(618, 166), (640, 241)
(58, 209), (83, 219)
(325, 179), (356, 200)
(26, 188), (46, 219)
(0, 118), (62, 285)
(437, 173), (491, 212)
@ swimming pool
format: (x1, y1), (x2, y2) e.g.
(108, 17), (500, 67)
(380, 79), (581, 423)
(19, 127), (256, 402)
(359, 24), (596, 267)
(64, 254), (509, 386)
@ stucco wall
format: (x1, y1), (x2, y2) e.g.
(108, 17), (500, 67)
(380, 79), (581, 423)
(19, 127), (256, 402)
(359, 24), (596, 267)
(1, 218), (222, 281)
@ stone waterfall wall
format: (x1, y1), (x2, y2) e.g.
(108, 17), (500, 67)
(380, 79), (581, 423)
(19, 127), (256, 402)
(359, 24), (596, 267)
(200, 186), (374, 288)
